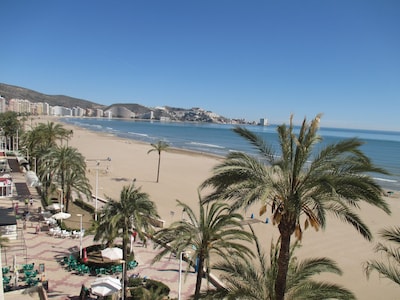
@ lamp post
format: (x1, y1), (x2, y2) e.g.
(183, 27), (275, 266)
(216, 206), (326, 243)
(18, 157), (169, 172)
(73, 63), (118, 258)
(58, 188), (63, 213)
(86, 157), (111, 221)
(77, 214), (83, 259)
(178, 251), (186, 300)
(33, 157), (37, 174)
(120, 259), (126, 300)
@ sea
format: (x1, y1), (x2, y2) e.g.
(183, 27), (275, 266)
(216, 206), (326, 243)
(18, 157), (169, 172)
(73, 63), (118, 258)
(60, 118), (400, 192)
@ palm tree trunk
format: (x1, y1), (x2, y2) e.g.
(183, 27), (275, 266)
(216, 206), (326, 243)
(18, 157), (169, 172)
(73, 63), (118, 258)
(156, 154), (161, 183)
(275, 223), (293, 300)
(122, 232), (128, 300)
(194, 256), (205, 300)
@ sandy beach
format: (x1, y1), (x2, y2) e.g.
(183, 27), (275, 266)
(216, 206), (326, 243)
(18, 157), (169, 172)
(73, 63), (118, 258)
(34, 117), (400, 299)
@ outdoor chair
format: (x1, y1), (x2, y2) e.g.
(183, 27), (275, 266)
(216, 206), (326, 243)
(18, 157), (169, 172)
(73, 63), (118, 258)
(2, 275), (11, 285)
(22, 263), (35, 271)
(95, 267), (107, 276)
(26, 277), (40, 286)
(128, 260), (139, 270)
(67, 260), (78, 271)
(110, 264), (123, 274)
(24, 270), (38, 278)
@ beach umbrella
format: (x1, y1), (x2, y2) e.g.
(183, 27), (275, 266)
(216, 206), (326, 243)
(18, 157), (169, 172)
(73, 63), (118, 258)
(91, 276), (121, 297)
(45, 203), (64, 211)
(101, 247), (123, 261)
(51, 212), (71, 220)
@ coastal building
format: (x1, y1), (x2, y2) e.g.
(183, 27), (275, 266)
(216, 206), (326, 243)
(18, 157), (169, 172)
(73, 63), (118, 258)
(259, 118), (268, 126)
(0, 95), (6, 113)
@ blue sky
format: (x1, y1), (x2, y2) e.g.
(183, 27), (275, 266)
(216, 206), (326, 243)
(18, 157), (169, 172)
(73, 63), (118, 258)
(1, 1), (399, 131)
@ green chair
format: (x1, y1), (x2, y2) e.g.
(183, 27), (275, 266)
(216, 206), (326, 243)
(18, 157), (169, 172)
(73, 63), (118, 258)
(23, 263), (34, 271)
(128, 260), (138, 270)
(3, 276), (11, 285)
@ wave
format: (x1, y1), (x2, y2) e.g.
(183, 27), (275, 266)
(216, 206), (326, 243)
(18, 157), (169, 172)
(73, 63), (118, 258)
(187, 142), (225, 149)
(128, 132), (149, 138)
(373, 177), (398, 183)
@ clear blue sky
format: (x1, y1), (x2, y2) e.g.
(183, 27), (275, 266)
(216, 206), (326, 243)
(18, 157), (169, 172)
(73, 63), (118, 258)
(1, 1), (399, 131)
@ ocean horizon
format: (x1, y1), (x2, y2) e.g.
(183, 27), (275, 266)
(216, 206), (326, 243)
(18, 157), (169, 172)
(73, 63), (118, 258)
(60, 117), (400, 192)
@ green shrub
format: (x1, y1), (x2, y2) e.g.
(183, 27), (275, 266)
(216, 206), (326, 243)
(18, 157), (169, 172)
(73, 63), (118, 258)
(145, 278), (170, 295)
(128, 277), (170, 299)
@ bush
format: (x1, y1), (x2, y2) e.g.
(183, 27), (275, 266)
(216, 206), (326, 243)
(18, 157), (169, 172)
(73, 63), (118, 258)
(128, 277), (170, 299)
(145, 278), (170, 295)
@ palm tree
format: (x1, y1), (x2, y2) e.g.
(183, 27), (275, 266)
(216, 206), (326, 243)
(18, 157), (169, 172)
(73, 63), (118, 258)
(96, 184), (159, 299)
(200, 114), (390, 300)
(147, 140), (169, 183)
(152, 194), (255, 300)
(200, 226), (355, 300)
(364, 226), (400, 286)
(21, 121), (73, 188)
(40, 145), (91, 211)
(0, 111), (21, 150)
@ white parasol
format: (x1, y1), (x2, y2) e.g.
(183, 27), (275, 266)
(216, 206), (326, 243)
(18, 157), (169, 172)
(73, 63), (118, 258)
(101, 247), (123, 261)
(91, 276), (121, 297)
(52, 212), (71, 220)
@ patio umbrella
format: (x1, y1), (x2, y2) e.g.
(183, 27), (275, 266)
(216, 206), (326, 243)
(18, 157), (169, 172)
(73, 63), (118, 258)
(45, 203), (64, 211)
(101, 247), (123, 261)
(91, 276), (121, 297)
(52, 212), (71, 220)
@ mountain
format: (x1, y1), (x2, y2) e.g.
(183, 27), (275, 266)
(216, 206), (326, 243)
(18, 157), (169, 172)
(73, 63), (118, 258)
(0, 82), (243, 124)
(0, 83), (103, 109)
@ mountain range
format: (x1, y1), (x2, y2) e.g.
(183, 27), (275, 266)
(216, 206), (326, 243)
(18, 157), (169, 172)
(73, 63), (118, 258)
(0, 83), (238, 123)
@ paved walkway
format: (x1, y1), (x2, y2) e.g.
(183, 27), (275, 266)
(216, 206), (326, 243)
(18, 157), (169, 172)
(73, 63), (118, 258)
(1, 161), (207, 299)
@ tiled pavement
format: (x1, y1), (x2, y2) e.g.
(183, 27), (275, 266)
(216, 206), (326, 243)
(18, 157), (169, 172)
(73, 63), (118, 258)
(1, 167), (207, 299)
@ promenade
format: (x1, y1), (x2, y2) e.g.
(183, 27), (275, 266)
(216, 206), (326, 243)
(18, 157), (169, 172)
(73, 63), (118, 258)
(1, 162), (206, 300)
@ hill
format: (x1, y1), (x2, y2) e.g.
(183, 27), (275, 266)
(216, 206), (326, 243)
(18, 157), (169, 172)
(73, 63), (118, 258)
(0, 83), (103, 109)
(0, 82), (240, 123)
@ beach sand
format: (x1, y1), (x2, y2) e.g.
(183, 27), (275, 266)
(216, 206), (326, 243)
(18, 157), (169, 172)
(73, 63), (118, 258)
(35, 117), (400, 299)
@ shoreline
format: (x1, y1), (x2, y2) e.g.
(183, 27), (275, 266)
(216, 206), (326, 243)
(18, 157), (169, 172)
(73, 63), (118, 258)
(32, 116), (400, 299)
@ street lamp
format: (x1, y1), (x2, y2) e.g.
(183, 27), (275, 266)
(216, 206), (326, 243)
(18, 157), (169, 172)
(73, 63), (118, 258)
(77, 214), (83, 259)
(86, 157), (111, 221)
(33, 157), (37, 173)
(178, 251), (186, 300)
(119, 259), (126, 300)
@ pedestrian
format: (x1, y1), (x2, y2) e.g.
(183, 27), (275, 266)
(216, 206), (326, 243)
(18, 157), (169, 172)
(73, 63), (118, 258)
(132, 231), (137, 242)
(29, 197), (33, 206)
(15, 202), (19, 214)
(25, 198), (29, 207)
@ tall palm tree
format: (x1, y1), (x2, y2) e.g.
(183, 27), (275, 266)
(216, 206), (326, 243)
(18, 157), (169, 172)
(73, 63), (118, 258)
(200, 114), (390, 300)
(96, 184), (159, 299)
(21, 121), (73, 184)
(147, 140), (169, 183)
(364, 226), (400, 286)
(152, 195), (255, 300)
(0, 111), (21, 150)
(40, 145), (91, 211)
(200, 225), (355, 300)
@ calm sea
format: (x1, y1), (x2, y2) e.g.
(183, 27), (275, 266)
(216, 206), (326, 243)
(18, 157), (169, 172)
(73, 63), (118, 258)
(61, 118), (400, 192)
